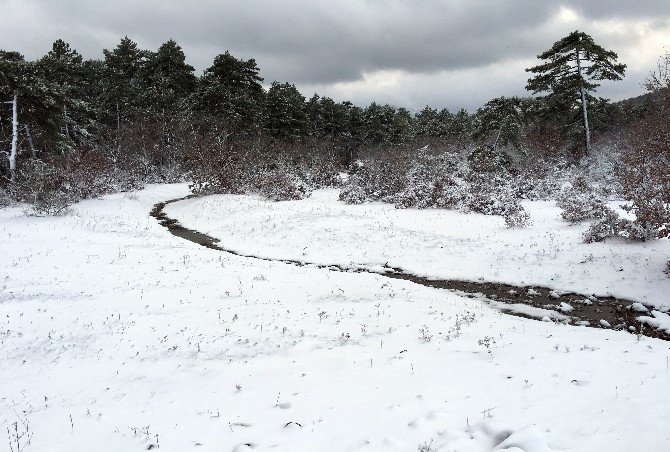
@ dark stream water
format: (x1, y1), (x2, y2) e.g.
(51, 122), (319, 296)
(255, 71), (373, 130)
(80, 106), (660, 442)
(151, 196), (669, 341)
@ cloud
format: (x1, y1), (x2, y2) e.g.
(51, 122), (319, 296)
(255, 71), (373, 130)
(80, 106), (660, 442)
(0, 0), (668, 110)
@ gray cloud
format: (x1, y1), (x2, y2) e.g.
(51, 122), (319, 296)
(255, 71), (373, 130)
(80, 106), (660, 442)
(0, 0), (669, 110)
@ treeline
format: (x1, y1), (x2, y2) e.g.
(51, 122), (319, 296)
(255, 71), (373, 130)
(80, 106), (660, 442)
(1, 35), (654, 181)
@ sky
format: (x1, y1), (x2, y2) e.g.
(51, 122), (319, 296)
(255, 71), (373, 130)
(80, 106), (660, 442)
(1, 0), (669, 111)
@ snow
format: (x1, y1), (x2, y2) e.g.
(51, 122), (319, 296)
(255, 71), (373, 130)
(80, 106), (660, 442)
(165, 189), (670, 310)
(1, 183), (670, 451)
(630, 302), (649, 313)
(638, 311), (670, 334)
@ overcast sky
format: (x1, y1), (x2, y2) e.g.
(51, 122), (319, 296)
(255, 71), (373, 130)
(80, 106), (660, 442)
(1, 0), (669, 111)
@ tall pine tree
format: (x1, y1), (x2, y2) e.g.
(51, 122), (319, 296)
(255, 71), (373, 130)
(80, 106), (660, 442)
(526, 30), (625, 153)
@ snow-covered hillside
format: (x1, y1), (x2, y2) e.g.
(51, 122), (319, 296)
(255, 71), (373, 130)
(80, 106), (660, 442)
(1, 184), (669, 451)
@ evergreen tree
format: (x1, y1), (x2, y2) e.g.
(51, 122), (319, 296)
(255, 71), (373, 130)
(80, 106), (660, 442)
(143, 40), (196, 116)
(320, 96), (348, 137)
(472, 96), (528, 150)
(526, 30), (626, 153)
(38, 39), (90, 144)
(193, 51), (264, 133)
(101, 37), (149, 147)
(361, 102), (395, 144)
(414, 106), (441, 137)
(389, 107), (414, 144)
(448, 108), (473, 139)
(141, 40), (197, 166)
(305, 93), (324, 137)
(264, 82), (308, 139)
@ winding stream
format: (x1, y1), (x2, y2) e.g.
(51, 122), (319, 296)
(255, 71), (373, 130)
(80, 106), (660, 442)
(151, 196), (669, 341)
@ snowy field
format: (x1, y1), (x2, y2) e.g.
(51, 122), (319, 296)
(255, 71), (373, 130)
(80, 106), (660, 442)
(2, 183), (670, 451)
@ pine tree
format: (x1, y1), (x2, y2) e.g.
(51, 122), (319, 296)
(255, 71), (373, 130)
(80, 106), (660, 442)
(389, 107), (414, 144)
(264, 82), (308, 139)
(141, 40), (196, 166)
(526, 30), (626, 153)
(361, 102), (395, 144)
(414, 106), (441, 137)
(142, 40), (196, 116)
(38, 39), (90, 145)
(193, 51), (264, 133)
(101, 37), (148, 148)
(472, 96), (528, 151)
(448, 108), (472, 139)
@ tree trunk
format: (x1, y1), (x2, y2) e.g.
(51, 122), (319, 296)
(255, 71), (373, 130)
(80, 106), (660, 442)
(24, 124), (36, 158)
(492, 121), (504, 151)
(576, 48), (591, 154)
(116, 102), (121, 153)
(63, 106), (70, 138)
(9, 92), (18, 183)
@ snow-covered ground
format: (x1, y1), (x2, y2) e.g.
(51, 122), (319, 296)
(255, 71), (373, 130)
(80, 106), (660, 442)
(1, 184), (669, 451)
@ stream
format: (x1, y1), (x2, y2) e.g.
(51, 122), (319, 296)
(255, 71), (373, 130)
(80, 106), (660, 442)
(151, 196), (669, 341)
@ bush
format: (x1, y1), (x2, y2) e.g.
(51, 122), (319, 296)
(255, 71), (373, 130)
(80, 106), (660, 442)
(186, 139), (338, 202)
(502, 200), (531, 227)
(0, 186), (13, 208)
(467, 145), (513, 173)
(582, 207), (647, 243)
(556, 177), (607, 223)
(616, 109), (670, 240)
(252, 164), (312, 201)
(338, 159), (407, 204)
(339, 149), (531, 227)
(583, 208), (624, 243)
(19, 160), (76, 216)
(393, 153), (464, 209)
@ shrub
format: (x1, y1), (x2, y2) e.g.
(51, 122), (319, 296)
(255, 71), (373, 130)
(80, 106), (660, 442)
(502, 200), (531, 227)
(19, 160), (76, 216)
(338, 159), (407, 204)
(0, 186), (13, 208)
(339, 149), (531, 226)
(556, 176), (607, 223)
(583, 208), (625, 243)
(616, 106), (670, 240)
(467, 145), (513, 173)
(252, 164), (312, 201)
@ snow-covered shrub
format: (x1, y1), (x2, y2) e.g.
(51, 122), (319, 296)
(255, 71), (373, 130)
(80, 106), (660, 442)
(465, 175), (531, 227)
(393, 153), (464, 209)
(296, 158), (341, 189)
(19, 160), (77, 216)
(340, 149), (531, 226)
(339, 159), (407, 204)
(252, 164), (312, 201)
(511, 156), (567, 200)
(187, 145), (249, 195)
(583, 208), (624, 243)
(556, 176), (607, 223)
(583, 206), (660, 243)
(467, 145), (513, 174)
(616, 111), (670, 240)
(502, 201), (531, 227)
(429, 175), (468, 209)
(0, 186), (13, 207)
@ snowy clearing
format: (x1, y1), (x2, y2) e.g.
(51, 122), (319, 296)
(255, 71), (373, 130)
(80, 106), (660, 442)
(1, 184), (669, 451)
